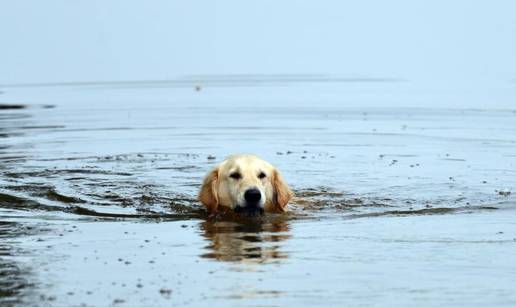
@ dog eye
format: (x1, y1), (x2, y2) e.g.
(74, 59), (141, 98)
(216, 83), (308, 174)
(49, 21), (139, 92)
(258, 172), (266, 179)
(229, 172), (241, 179)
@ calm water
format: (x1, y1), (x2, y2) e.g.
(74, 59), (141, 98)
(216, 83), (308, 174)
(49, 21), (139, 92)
(1, 80), (516, 306)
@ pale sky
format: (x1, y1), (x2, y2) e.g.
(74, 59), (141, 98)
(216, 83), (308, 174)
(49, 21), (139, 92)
(1, 0), (515, 86)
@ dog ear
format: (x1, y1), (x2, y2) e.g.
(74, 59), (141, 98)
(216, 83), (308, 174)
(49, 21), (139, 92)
(272, 169), (293, 212)
(199, 167), (219, 213)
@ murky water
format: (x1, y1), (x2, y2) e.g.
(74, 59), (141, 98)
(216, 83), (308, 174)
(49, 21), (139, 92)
(1, 80), (515, 306)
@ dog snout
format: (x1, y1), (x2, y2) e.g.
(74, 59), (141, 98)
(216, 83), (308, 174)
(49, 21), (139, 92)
(244, 188), (261, 204)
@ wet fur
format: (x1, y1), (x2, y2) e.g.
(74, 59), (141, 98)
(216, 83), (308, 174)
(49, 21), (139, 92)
(199, 155), (293, 214)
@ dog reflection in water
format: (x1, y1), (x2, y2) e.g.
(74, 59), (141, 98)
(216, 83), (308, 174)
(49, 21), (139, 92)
(200, 216), (291, 263)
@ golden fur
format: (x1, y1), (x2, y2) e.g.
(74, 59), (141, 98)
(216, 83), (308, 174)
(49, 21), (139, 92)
(199, 154), (293, 214)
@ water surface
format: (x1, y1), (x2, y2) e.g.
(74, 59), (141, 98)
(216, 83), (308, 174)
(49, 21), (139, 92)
(1, 80), (515, 306)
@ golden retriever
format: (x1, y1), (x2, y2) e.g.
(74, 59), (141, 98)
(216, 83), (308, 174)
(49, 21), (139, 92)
(199, 154), (293, 214)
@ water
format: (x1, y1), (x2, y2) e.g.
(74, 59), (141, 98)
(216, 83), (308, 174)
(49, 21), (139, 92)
(1, 80), (515, 306)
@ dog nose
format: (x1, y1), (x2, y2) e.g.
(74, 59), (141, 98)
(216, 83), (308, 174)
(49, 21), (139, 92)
(244, 188), (261, 204)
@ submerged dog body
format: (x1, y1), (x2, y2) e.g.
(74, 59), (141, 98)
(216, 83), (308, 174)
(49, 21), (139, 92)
(199, 155), (293, 214)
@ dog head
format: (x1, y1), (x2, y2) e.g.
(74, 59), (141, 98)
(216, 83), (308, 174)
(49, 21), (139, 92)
(199, 154), (293, 214)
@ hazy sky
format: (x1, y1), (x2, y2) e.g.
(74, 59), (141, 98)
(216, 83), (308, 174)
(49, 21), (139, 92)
(1, 1), (515, 86)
